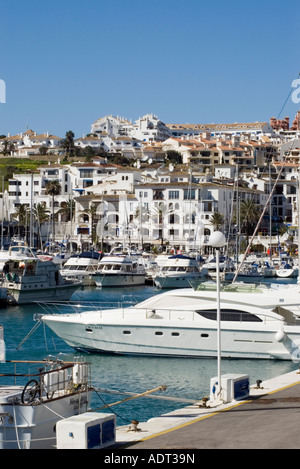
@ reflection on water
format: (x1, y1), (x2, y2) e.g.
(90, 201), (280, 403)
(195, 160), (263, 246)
(0, 284), (298, 425)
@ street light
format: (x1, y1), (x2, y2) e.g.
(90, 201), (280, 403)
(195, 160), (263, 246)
(209, 230), (226, 403)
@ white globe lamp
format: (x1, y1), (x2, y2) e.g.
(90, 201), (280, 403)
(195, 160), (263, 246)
(209, 231), (226, 248)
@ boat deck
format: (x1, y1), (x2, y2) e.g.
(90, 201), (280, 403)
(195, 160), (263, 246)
(0, 385), (23, 402)
(114, 369), (300, 450)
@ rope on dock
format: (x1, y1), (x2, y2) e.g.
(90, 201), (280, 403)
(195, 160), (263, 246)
(93, 386), (197, 404)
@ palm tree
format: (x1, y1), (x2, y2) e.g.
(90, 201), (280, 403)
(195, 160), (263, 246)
(45, 180), (61, 244)
(57, 197), (75, 222)
(240, 199), (260, 244)
(61, 130), (75, 159)
(33, 203), (50, 249)
(12, 204), (29, 237)
(209, 212), (224, 231)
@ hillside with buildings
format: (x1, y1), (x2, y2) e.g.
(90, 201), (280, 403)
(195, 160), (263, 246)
(0, 112), (299, 255)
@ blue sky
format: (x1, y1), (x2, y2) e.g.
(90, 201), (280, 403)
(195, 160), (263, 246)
(0, 0), (299, 138)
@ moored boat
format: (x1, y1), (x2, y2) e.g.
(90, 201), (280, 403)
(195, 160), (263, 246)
(40, 282), (300, 360)
(60, 251), (102, 286)
(0, 325), (92, 449)
(1, 252), (81, 304)
(92, 253), (146, 287)
(153, 254), (208, 289)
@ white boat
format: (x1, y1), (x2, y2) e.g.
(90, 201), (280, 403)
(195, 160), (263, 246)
(61, 251), (102, 286)
(225, 264), (265, 283)
(41, 282), (300, 360)
(153, 254), (208, 289)
(0, 325), (92, 449)
(276, 263), (298, 278)
(92, 254), (146, 287)
(0, 245), (36, 267)
(261, 260), (277, 278)
(1, 250), (81, 304)
(204, 255), (235, 274)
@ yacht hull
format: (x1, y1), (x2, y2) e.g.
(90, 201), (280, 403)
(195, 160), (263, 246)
(42, 312), (298, 360)
(41, 284), (300, 361)
(7, 283), (80, 304)
(93, 273), (145, 287)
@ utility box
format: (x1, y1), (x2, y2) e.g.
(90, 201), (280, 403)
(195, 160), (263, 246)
(56, 412), (116, 449)
(210, 374), (250, 403)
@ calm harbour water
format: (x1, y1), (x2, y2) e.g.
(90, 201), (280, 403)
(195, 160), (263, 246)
(0, 282), (298, 426)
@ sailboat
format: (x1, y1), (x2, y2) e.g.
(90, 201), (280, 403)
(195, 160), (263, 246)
(0, 325), (93, 449)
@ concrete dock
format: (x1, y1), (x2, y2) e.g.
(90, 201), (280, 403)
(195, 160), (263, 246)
(114, 369), (300, 449)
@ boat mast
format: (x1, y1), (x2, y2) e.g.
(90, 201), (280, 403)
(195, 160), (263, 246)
(1, 177), (4, 250)
(30, 173), (33, 248)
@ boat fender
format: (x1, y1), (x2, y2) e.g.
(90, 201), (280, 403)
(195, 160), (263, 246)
(211, 381), (218, 395)
(275, 330), (287, 343)
(147, 310), (156, 318)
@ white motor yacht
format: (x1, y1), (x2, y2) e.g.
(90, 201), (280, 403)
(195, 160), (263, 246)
(153, 254), (208, 289)
(60, 251), (102, 286)
(1, 249), (81, 304)
(92, 254), (146, 287)
(41, 282), (300, 360)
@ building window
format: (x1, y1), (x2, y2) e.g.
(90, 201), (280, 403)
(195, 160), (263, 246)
(184, 189), (195, 200)
(77, 227), (89, 235)
(169, 190), (179, 200)
(79, 170), (93, 178)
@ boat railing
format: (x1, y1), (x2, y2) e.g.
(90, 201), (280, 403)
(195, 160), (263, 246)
(36, 298), (139, 317)
(35, 300), (281, 325)
(0, 357), (91, 404)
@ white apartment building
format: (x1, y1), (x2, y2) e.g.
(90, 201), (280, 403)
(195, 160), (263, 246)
(166, 121), (275, 139)
(90, 114), (170, 143)
(3, 160), (285, 251)
(0, 129), (62, 156)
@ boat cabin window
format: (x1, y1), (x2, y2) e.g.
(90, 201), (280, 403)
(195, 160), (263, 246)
(103, 264), (121, 271)
(196, 309), (262, 322)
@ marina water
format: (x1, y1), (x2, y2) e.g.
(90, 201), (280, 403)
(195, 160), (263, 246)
(1, 282), (298, 427)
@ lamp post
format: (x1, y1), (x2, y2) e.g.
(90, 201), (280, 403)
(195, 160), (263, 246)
(209, 230), (226, 403)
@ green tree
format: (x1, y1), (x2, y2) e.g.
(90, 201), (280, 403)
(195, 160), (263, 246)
(209, 212), (224, 231)
(39, 146), (48, 155)
(240, 199), (260, 244)
(61, 130), (75, 159)
(33, 203), (50, 248)
(45, 180), (61, 243)
(12, 204), (29, 237)
(1, 140), (15, 156)
(165, 150), (182, 165)
(57, 197), (75, 222)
